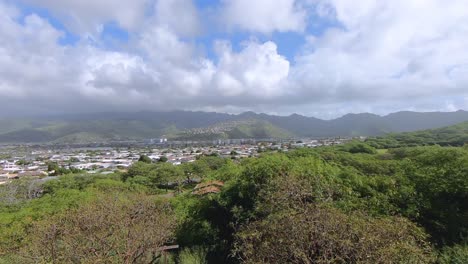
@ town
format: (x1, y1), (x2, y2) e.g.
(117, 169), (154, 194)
(0, 137), (355, 184)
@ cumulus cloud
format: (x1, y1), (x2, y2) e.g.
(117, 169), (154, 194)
(213, 41), (290, 97)
(154, 0), (201, 37)
(221, 0), (307, 33)
(0, 1), (155, 113)
(1, 0), (468, 118)
(21, 0), (150, 34)
(0, 5), (66, 99)
(290, 0), (468, 108)
(0, 0), (292, 115)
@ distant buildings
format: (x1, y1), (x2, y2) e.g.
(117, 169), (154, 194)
(0, 136), (353, 185)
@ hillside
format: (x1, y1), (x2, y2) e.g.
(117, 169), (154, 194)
(366, 121), (468, 148)
(0, 110), (467, 143)
(172, 119), (293, 140)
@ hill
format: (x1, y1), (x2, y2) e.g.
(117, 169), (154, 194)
(172, 119), (293, 140)
(366, 121), (468, 148)
(0, 110), (467, 143)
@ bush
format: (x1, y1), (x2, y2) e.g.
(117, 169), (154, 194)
(177, 247), (208, 264)
(438, 244), (468, 264)
(342, 141), (377, 154)
(19, 194), (176, 263)
(234, 205), (434, 264)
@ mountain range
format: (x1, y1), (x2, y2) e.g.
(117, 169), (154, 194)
(0, 110), (467, 143)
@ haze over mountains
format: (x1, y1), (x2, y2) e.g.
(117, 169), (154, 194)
(0, 110), (467, 144)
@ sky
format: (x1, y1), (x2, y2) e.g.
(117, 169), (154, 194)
(0, 0), (468, 119)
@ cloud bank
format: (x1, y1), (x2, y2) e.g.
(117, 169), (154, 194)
(1, 0), (467, 118)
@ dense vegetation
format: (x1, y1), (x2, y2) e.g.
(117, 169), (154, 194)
(0, 132), (467, 262)
(367, 121), (468, 148)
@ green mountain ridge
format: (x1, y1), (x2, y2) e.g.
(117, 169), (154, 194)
(0, 110), (467, 143)
(171, 119), (293, 140)
(366, 121), (468, 148)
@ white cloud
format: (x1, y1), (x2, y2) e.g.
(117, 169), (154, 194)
(221, 0), (307, 33)
(0, 0), (292, 115)
(292, 0), (468, 104)
(214, 41), (290, 97)
(22, 0), (202, 37)
(0, 4), (66, 98)
(21, 0), (149, 34)
(1, 0), (468, 118)
(154, 0), (201, 37)
(0, 1), (156, 112)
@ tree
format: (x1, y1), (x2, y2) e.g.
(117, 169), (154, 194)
(182, 161), (210, 183)
(138, 154), (152, 163)
(123, 162), (152, 181)
(22, 194), (176, 263)
(124, 162), (184, 190)
(47, 162), (61, 173)
(438, 244), (468, 264)
(0, 177), (44, 206)
(159, 156), (168, 163)
(154, 163), (184, 190)
(341, 141), (377, 154)
(46, 162), (76, 176)
(68, 157), (80, 163)
(15, 160), (30, 166)
(196, 156), (227, 171)
(233, 166), (434, 263)
(234, 205), (434, 264)
(400, 146), (468, 246)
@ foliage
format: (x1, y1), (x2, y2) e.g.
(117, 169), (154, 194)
(398, 146), (468, 246)
(438, 244), (468, 264)
(234, 205), (434, 264)
(123, 161), (184, 189)
(138, 154), (152, 163)
(339, 141), (377, 154)
(177, 247), (208, 264)
(182, 161), (210, 182)
(2, 125), (468, 263)
(42, 173), (127, 194)
(15, 160), (30, 166)
(367, 121), (468, 148)
(0, 177), (44, 206)
(19, 193), (175, 263)
(46, 162), (83, 176)
(0, 189), (95, 256)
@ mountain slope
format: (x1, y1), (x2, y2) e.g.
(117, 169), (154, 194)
(0, 110), (467, 143)
(383, 110), (468, 132)
(366, 121), (468, 148)
(171, 119), (293, 140)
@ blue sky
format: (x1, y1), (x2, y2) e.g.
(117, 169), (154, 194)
(14, 2), (78, 45)
(12, 0), (338, 60)
(0, 0), (467, 118)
